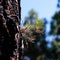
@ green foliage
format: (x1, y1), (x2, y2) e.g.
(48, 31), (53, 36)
(52, 11), (60, 21)
(50, 11), (60, 35)
(24, 24), (35, 31)
(36, 19), (44, 29)
(50, 10), (60, 60)
(29, 9), (37, 18)
(24, 9), (44, 31)
(23, 9), (37, 26)
(22, 9), (47, 60)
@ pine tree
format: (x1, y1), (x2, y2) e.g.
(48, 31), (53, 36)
(22, 9), (47, 60)
(50, 0), (60, 60)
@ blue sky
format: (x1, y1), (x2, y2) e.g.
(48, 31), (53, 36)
(21, 0), (57, 23)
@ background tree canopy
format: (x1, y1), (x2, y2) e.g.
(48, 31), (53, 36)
(21, 4), (60, 60)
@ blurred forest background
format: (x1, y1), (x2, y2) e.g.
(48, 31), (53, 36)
(21, 0), (60, 60)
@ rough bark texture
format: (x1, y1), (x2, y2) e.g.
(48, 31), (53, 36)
(0, 0), (21, 60)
